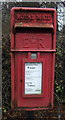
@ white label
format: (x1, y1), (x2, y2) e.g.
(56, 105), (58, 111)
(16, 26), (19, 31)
(25, 62), (42, 95)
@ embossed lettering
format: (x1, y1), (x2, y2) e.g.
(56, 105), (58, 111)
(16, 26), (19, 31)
(23, 38), (45, 49)
(39, 39), (45, 48)
(15, 12), (52, 23)
(24, 39), (29, 48)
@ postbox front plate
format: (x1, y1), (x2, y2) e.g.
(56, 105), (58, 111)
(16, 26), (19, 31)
(15, 30), (53, 50)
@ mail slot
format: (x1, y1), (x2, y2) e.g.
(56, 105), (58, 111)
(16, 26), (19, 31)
(11, 7), (56, 111)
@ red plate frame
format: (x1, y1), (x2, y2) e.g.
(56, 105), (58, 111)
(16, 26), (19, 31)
(22, 58), (46, 98)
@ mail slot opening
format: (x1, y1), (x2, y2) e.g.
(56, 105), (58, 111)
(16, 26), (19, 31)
(14, 26), (54, 33)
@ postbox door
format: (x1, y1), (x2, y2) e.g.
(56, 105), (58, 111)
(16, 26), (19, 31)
(13, 52), (53, 108)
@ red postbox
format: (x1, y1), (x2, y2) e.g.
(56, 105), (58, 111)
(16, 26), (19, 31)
(11, 7), (56, 111)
